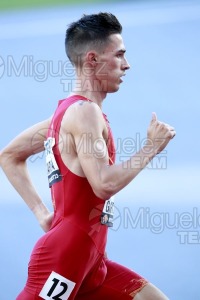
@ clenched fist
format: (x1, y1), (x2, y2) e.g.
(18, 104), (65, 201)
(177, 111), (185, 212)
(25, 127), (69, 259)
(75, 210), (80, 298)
(147, 112), (176, 154)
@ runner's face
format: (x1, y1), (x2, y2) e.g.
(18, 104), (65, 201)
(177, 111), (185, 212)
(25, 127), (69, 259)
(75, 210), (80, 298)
(95, 34), (130, 93)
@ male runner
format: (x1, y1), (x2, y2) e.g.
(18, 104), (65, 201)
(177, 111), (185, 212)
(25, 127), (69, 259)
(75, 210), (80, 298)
(0, 13), (175, 299)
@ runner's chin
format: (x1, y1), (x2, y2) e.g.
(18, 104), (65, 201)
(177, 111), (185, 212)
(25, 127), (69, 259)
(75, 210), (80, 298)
(107, 83), (120, 93)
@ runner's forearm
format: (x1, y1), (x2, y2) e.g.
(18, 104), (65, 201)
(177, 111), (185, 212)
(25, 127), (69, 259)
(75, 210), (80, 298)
(0, 153), (50, 221)
(96, 145), (156, 199)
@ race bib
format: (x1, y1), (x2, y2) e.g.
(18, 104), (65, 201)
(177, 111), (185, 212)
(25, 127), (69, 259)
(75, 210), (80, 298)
(39, 271), (76, 300)
(101, 197), (115, 227)
(44, 137), (62, 187)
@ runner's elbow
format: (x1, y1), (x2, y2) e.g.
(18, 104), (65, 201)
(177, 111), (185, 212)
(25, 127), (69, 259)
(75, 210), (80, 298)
(0, 148), (21, 169)
(0, 151), (2, 167)
(0, 149), (9, 168)
(93, 182), (115, 200)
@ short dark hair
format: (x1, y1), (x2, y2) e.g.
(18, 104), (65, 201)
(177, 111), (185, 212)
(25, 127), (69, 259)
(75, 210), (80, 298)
(65, 12), (122, 66)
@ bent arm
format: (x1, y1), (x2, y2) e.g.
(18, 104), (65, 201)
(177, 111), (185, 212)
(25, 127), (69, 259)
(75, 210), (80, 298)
(72, 104), (175, 200)
(0, 118), (53, 231)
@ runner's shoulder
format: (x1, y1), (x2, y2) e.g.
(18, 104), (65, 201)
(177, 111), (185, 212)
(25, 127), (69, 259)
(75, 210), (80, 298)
(68, 100), (104, 125)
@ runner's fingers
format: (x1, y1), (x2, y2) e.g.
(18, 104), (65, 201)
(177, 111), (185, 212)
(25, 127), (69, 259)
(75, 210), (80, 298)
(168, 129), (176, 139)
(158, 123), (175, 132)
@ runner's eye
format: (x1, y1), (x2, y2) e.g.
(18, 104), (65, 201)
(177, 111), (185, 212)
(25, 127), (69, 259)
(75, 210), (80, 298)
(116, 53), (123, 58)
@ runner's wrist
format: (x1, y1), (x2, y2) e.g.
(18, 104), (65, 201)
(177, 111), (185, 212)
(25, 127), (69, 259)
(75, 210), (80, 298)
(32, 202), (50, 221)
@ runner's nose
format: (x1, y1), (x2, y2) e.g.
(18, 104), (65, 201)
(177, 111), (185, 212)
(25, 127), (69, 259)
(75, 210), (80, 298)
(123, 57), (130, 70)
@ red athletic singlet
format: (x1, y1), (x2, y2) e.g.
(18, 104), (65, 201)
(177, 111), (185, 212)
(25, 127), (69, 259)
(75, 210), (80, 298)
(48, 95), (116, 253)
(16, 95), (148, 300)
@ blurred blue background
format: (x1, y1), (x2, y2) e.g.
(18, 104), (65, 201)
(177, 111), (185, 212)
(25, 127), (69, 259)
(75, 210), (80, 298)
(0, 0), (200, 299)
